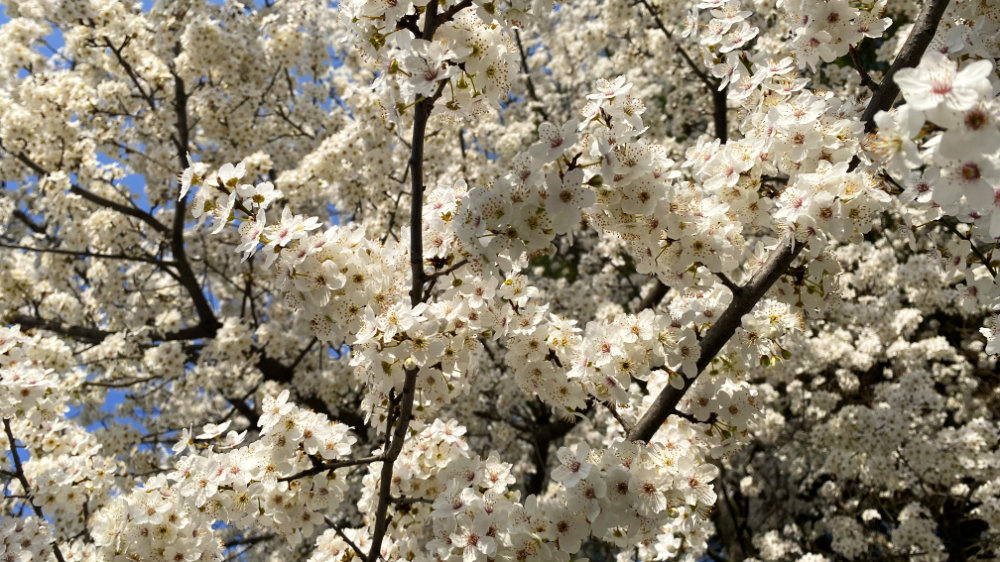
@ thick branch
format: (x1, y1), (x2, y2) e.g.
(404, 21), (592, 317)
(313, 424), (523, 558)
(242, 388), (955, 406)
(367, 371), (418, 561)
(712, 87), (728, 144)
(168, 67), (220, 333)
(8, 315), (115, 344)
(628, 237), (804, 443)
(859, 0), (951, 132)
(526, 414), (578, 495)
(407, 98), (431, 307)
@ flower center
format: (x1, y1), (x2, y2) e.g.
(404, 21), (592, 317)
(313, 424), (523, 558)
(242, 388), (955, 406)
(931, 81), (952, 95)
(961, 162), (982, 181)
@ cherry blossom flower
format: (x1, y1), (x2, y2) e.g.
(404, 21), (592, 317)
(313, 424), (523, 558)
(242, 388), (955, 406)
(587, 75), (632, 100)
(894, 52), (993, 117)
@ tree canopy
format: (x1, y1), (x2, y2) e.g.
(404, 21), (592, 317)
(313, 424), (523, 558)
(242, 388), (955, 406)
(1, 0), (999, 561)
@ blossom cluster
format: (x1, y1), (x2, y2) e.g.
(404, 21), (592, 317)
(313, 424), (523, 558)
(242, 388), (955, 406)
(92, 389), (357, 560)
(0, 326), (118, 560)
(682, 0), (761, 91)
(342, 0), (522, 121)
(454, 115), (590, 272)
(775, 0), (891, 70)
(334, 418), (723, 562)
(869, 52), (1000, 234)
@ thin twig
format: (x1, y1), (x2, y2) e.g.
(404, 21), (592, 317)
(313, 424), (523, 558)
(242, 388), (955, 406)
(289, 337), (319, 371)
(604, 402), (634, 435)
(278, 455), (383, 482)
(0, 241), (176, 266)
(939, 217), (997, 278)
(848, 45), (879, 92)
(324, 516), (367, 560)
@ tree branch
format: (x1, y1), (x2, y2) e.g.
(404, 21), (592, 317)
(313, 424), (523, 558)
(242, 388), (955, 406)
(526, 412), (578, 495)
(103, 36), (158, 112)
(168, 65), (220, 333)
(514, 29), (551, 122)
(1, 147), (170, 235)
(4, 419), (67, 562)
(366, 4), (456, 559)
(859, 0), (951, 133)
(628, 237), (804, 443)
(11, 209), (48, 235)
(0, 241), (175, 266)
(324, 516), (367, 561)
(278, 455), (383, 482)
(635, 0), (718, 90)
(848, 45), (879, 93)
(223, 534), (276, 548)
(637, 279), (670, 312)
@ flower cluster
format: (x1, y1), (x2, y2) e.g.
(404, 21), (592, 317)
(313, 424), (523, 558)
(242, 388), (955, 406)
(775, 0), (891, 70)
(345, 418), (722, 562)
(455, 116), (590, 272)
(0, 516), (61, 562)
(92, 390), (357, 559)
(869, 52), (1000, 234)
(91, 480), (222, 562)
(0, 325), (57, 420)
(682, 0), (761, 91)
(342, 0), (518, 119)
(569, 307), (704, 405)
(1, 326), (119, 554)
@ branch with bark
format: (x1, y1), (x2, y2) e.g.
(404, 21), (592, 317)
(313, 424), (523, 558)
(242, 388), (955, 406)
(630, 0), (953, 444)
(628, 238), (804, 442)
(4, 419), (67, 562)
(858, 0), (951, 133)
(365, 3), (472, 559)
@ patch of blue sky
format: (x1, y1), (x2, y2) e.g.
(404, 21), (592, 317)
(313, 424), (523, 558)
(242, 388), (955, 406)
(93, 388), (150, 431)
(95, 150), (154, 212)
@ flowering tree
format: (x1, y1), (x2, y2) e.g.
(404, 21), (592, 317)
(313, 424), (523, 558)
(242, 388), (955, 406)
(1, 0), (999, 560)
